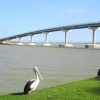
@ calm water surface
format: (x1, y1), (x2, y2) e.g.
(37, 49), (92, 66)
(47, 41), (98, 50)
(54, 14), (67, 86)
(0, 44), (100, 93)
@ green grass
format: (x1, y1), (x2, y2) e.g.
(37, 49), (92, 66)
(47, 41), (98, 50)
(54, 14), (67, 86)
(0, 77), (100, 100)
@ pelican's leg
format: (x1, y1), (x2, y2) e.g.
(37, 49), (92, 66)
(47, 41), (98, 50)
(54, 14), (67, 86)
(30, 89), (36, 94)
(33, 90), (35, 94)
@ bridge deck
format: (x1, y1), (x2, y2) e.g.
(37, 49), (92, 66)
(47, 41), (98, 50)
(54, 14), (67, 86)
(0, 21), (100, 41)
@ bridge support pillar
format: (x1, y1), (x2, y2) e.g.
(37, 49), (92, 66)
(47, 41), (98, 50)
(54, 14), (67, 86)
(59, 30), (73, 47)
(17, 37), (23, 45)
(42, 32), (51, 46)
(85, 27), (100, 48)
(28, 35), (36, 45)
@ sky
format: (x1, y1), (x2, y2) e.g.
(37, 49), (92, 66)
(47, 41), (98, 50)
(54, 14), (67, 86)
(0, 0), (100, 42)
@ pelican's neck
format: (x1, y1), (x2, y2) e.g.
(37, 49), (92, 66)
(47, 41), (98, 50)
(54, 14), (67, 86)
(35, 72), (39, 80)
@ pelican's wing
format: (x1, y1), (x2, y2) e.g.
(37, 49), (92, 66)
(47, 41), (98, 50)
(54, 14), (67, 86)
(24, 80), (35, 94)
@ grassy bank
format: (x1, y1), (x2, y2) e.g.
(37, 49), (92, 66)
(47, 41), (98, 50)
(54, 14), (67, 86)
(0, 77), (100, 100)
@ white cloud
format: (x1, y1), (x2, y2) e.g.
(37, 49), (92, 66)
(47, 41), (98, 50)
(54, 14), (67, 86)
(61, 8), (89, 14)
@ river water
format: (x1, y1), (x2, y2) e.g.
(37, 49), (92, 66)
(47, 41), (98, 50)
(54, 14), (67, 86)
(0, 43), (100, 93)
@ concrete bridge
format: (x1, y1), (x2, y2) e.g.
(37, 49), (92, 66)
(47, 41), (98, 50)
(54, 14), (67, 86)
(0, 21), (100, 48)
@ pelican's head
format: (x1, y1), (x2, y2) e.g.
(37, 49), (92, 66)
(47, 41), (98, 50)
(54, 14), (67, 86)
(33, 66), (43, 80)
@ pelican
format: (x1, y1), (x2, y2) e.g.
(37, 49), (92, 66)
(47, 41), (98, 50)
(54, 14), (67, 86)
(24, 66), (43, 94)
(97, 69), (100, 76)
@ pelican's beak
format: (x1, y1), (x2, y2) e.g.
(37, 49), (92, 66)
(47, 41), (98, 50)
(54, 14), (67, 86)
(36, 70), (43, 80)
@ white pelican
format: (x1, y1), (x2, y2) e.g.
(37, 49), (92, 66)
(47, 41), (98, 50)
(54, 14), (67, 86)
(24, 66), (43, 94)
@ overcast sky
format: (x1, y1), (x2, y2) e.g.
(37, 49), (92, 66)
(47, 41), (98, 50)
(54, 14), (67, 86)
(0, 0), (100, 42)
